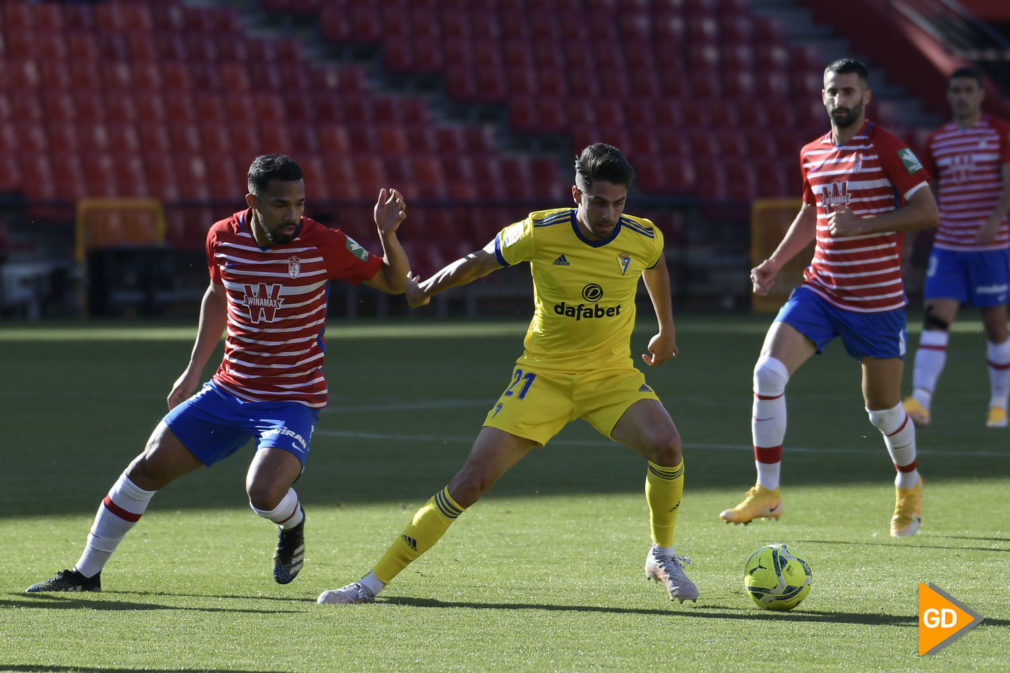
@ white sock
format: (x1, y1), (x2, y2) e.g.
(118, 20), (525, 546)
(986, 339), (1010, 409)
(867, 403), (919, 489)
(251, 488), (303, 529)
(753, 356), (788, 490)
(360, 571), (385, 596)
(911, 330), (948, 410)
(76, 472), (156, 578)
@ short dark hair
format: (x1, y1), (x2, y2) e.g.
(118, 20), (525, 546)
(824, 57), (869, 85)
(574, 143), (636, 192)
(948, 66), (984, 87)
(247, 154), (303, 196)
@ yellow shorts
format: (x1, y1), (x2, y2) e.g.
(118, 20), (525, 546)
(482, 364), (661, 446)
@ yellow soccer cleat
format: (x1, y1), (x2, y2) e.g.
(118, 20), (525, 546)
(986, 405), (1008, 428)
(890, 477), (922, 537)
(902, 396), (931, 426)
(720, 484), (783, 524)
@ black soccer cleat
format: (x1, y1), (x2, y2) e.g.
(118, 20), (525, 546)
(273, 512), (305, 585)
(26, 569), (101, 593)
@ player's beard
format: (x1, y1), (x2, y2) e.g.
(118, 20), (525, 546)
(830, 98), (864, 129)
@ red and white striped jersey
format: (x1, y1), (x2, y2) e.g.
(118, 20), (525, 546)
(924, 115), (1010, 251)
(206, 210), (382, 408)
(800, 120), (931, 313)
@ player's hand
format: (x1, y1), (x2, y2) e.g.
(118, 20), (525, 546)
(826, 204), (862, 237)
(641, 331), (678, 367)
(405, 272), (430, 308)
(974, 215), (1001, 245)
(750, 260), (778, 296)
(374, 188), (406, 235)
(167, 369), (200, 410)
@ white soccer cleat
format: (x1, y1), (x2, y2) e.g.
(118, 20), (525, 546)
(317, 581), (376, 605)
(645, 545), (699, 603)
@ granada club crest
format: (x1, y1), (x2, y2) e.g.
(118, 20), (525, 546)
(288, 256), (301, 278)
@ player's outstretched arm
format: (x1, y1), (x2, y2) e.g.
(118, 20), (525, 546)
(168, 282), (227, 409)
(751, 202), (818, 296)
(405, 239), (503, 308)
(364, 188), (409, 294)
(641, 257), (678, 367)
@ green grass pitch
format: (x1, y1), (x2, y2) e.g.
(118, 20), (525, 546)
(1, 314), (1007, 672)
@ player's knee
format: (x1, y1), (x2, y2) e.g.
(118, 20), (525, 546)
(247, 482), (285, 511)
(923, 306), (950, 332)
(866, 403), (904, 434)
(754, 356), (789, 395)
(648, 431), (683, 466)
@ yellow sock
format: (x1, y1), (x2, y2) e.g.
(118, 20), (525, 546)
(646, 460), (684, 548)
(372, 486), (465, 584)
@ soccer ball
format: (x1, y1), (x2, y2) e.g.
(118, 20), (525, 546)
(744, 543), (812, 611)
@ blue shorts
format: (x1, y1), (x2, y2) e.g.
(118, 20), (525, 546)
(776, 285), (907, 361)
(924, 248), (1010, 307)
(164, 382), (319, 467)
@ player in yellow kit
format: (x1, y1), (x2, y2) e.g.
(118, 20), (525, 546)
(318, 143), (698, 606)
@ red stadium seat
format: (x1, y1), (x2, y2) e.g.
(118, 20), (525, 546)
(299, 155), (331, 202)
(133, 94), (168, 125)
(144, 156), (180, 202)
(169, 123), (203, 155)
(109, 125), (142, 155)
(219, 62), (251, 91)
(174, 156), (212, 201)
(101, 93), (139, 125)
(258, 124), (293, 154)
(318, 124), (352, 154)
(197, 93), (230, 125)
(435, 126), (466, 155)
(50, 154), (88, 201)
(138, 123), (172, 155)
(410, 156), (447, 199)
(227, 123), (261, 159)
(115, 155), (150, 198)
(288, 125), (320, 156)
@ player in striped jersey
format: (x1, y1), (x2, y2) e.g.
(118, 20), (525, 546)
(319, 143), (698, 605)
(902, 66), (1010, 429)
(720, 59), (939, 537)
(27, 155), (410, 592)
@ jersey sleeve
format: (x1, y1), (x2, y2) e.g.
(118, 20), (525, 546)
(206, 224), (221, 283)
(996, 118), (1010, 165)
(646, 220), (666, 268)
(799, 146), (816, 206)
(323, 228), (383, 284)
(876, 131), (931, 199)
(923, 129), (940, 179)
(494, 216), (534, 266)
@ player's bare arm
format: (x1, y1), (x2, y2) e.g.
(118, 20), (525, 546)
(641, 257), (678, 367)
(751, 203), (818, 295)
(167, 282), (227, 409)
(827, 185), (939, 237)
(405, 239), (503, 308)
(975, 164), (1010, 245)
(363, 188), (409, 294)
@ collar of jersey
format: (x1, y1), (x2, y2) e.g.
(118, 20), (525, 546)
(571, 210), (621, 247)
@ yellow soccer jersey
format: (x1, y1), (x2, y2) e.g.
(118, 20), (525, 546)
(493, 207), (665, 372)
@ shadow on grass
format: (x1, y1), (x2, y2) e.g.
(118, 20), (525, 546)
(380, 595), (1010, 627)
(800, 538), (1010, 554)
(5, 593), (298, 614)
(0, 667), (288, 673)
